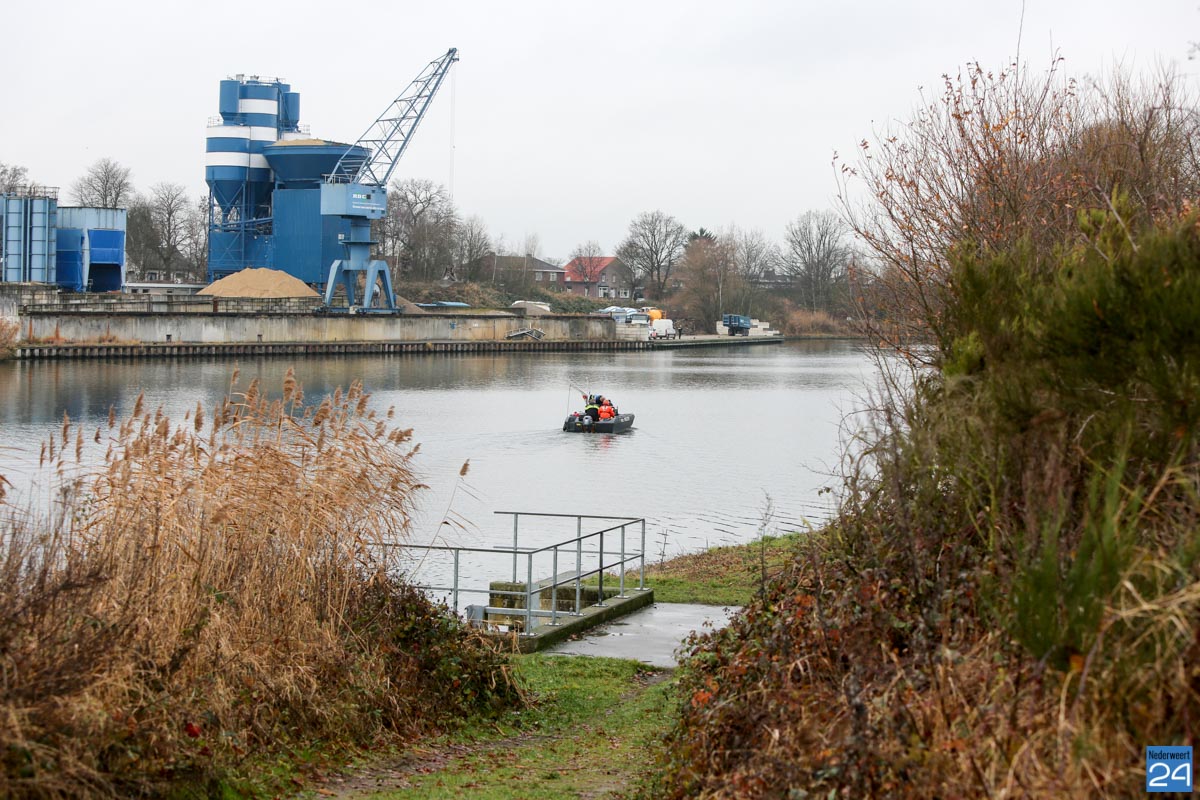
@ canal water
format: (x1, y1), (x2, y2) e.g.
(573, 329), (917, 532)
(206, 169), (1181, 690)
(0, 341), (874, 598)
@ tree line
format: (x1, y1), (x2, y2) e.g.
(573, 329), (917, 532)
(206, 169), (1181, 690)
(2, 159), (858, 330)
(371, 183), (859, 332)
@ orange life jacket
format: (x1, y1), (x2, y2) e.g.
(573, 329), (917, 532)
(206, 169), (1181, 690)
(598, 403), (615, 420)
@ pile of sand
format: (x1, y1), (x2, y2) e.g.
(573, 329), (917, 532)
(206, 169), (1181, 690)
(199, 269), (320, 299)
(394, 295), (426, 314)
(269, 138), (327, 147)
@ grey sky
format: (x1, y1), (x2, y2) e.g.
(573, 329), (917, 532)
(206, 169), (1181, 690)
(4, 0), (1195, 261)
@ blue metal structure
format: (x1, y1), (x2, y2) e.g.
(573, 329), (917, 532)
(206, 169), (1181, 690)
(205, 75), (301, 279)
(262, 141), (365, 283)
(56, 207), (127, 292)
(2, 189), (58, 284)
(1, 189), (128, 292)
(322, 48), (459, 310)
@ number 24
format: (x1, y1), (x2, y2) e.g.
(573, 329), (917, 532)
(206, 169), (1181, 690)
(1148, 761), (1191, 787)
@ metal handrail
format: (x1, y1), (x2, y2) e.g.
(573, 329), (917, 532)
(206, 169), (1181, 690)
(397, 512), (648, 634)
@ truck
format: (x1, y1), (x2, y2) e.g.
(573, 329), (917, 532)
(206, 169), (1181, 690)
(722, 314), (752, 336)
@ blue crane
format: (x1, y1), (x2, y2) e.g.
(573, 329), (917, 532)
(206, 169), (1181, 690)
(321, 47), (459, 310)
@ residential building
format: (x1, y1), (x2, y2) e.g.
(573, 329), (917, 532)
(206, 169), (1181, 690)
(466, 253), (565, 288)
(562, 255), (636, 299)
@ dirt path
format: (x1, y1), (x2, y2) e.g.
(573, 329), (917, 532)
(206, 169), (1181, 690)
(304, 659), (673, 800)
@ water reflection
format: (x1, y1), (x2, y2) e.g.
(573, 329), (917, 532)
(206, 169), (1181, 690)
(0, 341), (874, 561)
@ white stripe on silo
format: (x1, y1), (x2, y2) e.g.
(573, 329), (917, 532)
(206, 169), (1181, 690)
(206, 125), (251, 139)
(238, 99), (278, 115)
(279, 131), (311, 141)
(248, 154), (270, 169)
(205, 152), (251, 167)
(249, 126), (278, 142)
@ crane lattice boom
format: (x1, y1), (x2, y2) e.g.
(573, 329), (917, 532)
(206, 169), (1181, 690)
(331, 48), (459, 188)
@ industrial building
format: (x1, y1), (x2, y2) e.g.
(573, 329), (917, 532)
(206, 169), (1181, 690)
(1, 187), (127, 292)
(204, 75), (365, 283)
(2, 49), (454, 305)
(205, 49), (458, 309)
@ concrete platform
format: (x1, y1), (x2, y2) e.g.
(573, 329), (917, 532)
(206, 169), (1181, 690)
(546, 602), (740, 668)
(486, 587), (656, 654)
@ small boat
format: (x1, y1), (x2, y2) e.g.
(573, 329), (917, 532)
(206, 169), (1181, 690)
(563, 412), (635, 433)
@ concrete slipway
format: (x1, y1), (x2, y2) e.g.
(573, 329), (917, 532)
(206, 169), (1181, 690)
(547, 602), (740, 668)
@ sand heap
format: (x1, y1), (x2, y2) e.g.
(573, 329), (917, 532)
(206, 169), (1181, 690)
(199, 268), (320, 299)
(394, 296), (426, 314)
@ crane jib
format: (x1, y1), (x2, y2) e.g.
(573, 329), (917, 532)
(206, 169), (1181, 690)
(329, 47), (459, 189)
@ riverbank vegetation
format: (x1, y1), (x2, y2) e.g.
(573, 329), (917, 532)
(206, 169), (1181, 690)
(646, 61), (1200, 797)
(0, 317), (18, 358)
(0, 372), (520, 798)
(394, 280), (609, 315)
(637, 533), (804, 606)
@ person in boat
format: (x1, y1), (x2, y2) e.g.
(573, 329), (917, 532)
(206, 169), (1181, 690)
(598, 399), (616, 420)
(583, 394), (601, 422)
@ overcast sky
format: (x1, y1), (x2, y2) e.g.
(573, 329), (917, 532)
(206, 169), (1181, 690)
(4, 0), (1196, 260)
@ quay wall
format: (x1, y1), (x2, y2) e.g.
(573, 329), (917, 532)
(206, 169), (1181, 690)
(18, 312), (615, 346)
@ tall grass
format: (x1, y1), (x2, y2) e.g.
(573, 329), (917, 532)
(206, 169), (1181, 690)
(0, 371), (518, 798)
(646, 212), (1200, 797)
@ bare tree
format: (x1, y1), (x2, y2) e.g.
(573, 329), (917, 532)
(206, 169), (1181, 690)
(72, 158), (133, 208)
(452, 216), (492, 281)
(731, 226), (779, 313)
(783, 210), (851, 313)
(835, 59), (1200, 358)
(380, 178), (458, 281)
(147, 182), (193, 279)
(0, 162), (29, 193)
(521, 232), (542, 259)
(617, 211), (689, 300)
(180, 197), (209, 280)
(568, 241), (608, 284)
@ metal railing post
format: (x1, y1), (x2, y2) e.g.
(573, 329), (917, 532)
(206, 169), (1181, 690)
(512, 513), (519, 582)
(525, 551), (534, 633)
(550, 546), (559, 626)
(619, 524), (626, 597)
(597, 530), (605, 607)
(452, 549), (460, 613)
(575, 518), (583, 614)
(640, 518), (646, 590)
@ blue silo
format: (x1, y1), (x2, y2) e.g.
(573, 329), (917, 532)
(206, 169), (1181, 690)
(2, 190), (58, 284)
(205, 75), (300, 280)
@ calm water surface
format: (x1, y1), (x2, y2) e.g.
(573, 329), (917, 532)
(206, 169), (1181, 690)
(0, 341), (874, 591)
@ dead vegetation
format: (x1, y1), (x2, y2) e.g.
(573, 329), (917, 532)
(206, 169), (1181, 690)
(0, 318), (18, 356)
(0, 370), (520, 798)
(645, 60), (1200, 799)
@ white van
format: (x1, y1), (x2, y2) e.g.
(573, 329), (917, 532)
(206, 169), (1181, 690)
(649, 319), (677, 339)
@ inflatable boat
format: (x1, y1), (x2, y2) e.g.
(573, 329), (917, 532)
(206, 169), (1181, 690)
(562, 412), (635, 434)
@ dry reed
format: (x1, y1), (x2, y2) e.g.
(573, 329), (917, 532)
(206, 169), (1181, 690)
(0, 319), (18, 355)
(0, 370), (517, 798)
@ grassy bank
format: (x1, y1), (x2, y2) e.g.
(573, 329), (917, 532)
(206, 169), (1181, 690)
(636, 533), (804, 605)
